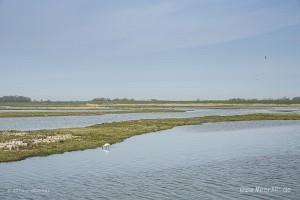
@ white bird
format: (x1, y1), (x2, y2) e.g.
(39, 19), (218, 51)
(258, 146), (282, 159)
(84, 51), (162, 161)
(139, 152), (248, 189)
(102, 143), (110, 151)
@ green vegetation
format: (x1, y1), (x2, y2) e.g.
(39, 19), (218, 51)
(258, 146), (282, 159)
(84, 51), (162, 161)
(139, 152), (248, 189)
(91, 97), (300, 105)
(1, 113), (300, 162)
(1, 96), (300, 108)
(0, 109), (183, 118)
(0, 95), (31, 102)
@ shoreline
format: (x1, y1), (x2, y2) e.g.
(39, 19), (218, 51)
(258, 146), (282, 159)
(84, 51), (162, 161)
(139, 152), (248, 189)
(1, 113), (300, 163)
(0, 108), (184, 118)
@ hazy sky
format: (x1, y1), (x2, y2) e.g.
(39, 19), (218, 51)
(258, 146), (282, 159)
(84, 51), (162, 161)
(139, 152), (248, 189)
(0, 0), (299, 100)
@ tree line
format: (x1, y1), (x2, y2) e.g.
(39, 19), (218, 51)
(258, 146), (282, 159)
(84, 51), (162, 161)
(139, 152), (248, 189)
(1, 96), (300, 103)
(0, 96), (32, 102)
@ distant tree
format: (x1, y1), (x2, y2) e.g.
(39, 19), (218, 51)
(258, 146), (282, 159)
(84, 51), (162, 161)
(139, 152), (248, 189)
(292, 97), (300, 101)
(0, 95), (31, 102)
(111, 98), (135, 102)
(228, 98), (247, 103)
(92, 98), (111, 102)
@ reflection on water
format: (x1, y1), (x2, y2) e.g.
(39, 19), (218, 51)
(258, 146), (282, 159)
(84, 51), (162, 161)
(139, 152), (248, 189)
(0, 120), (300, 199)
(0, 108), (275, 131)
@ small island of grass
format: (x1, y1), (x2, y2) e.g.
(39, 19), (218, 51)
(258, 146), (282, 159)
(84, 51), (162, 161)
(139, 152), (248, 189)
(0, 108), (184, 118)
(1, 113), (300, 163)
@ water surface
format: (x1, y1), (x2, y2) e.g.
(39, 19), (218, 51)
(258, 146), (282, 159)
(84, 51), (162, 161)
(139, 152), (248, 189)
(0, 108), (274, 131)
(0, 120), (300, 199)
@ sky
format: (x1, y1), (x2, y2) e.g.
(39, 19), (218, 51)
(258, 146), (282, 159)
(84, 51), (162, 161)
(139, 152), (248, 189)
(0, 0), (299, 101)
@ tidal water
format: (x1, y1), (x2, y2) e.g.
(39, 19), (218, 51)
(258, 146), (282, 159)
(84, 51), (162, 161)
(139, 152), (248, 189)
(1, 120), (300, 199)
(0, 108), (278, 131)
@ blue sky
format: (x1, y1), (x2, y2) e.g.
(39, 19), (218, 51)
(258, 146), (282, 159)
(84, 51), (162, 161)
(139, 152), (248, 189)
(0, 0), (299, 100)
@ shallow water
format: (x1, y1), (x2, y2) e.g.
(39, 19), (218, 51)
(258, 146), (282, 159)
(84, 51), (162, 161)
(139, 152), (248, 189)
(0, 109), (118, 112)
(0, 120), (300, 199)
(0, 108), (274, 131)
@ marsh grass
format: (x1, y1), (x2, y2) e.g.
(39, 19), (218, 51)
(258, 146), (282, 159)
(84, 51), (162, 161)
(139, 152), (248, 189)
(0, 108), (183, 118)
